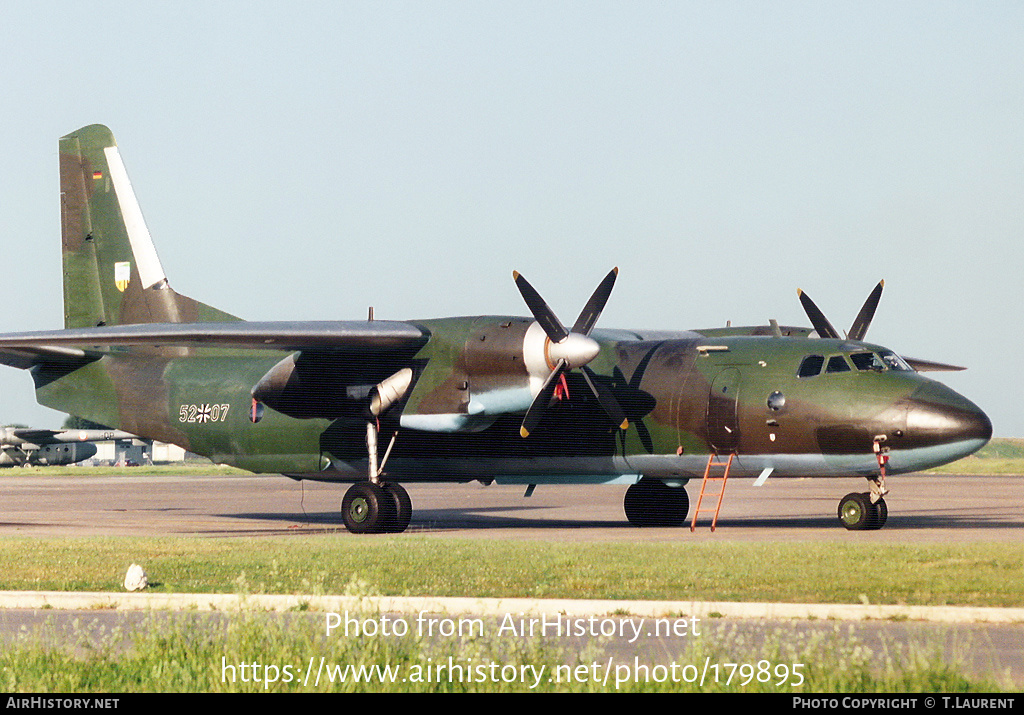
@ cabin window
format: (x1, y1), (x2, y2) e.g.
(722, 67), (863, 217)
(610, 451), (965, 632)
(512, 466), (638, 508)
(826, 355), (851, 373)
(767, 391), (786, 411)
(797, 355), (824, 377)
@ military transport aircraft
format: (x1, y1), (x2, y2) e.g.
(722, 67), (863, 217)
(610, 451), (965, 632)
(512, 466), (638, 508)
(0, 125), (991, 533)
(0, 427), (136, 467)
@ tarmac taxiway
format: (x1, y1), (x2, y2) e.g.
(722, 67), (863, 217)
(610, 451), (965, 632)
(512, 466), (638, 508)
(0, 471), (1019, 542)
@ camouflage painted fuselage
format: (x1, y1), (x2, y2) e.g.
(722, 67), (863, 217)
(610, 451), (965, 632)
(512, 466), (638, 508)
(3, 124), (990, 491)
(30, 318), (991, 485)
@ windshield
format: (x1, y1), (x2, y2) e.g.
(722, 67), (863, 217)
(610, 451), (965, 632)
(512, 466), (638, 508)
(850, 352), (886, 371)
(878, 350), (913, 371)
(799, 350), (914, 377)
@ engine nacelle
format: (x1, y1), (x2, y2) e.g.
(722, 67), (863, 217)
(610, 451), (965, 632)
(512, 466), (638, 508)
(252, 352), (412, 422)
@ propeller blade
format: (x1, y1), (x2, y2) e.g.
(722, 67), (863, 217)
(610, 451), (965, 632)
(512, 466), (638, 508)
(797, 289), (840, 339)
(513, 271), (568, 343)
(848, 280), (884, 341)
(902, 356), (966, 372)
(571, 267), (618, 336)
(635, 419), (655, 454)
(581, 366), (629, 430)
(520, 359), (568, 437)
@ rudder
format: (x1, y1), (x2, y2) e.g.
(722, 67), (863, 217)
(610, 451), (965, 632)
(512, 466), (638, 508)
(59, 124), (238, 328)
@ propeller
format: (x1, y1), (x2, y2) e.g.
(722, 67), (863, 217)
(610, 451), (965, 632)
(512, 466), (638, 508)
(514, 268), (629, 437)
(848, 280), (884, 341)
(797, 280), (884, 341)
(797, 280), (965, 371)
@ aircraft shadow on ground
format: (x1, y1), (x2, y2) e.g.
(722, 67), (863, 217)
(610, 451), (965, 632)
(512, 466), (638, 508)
(223, 508), (1024, 532)
(725, 512), (1024, 530)
(225, 507), (625, 530)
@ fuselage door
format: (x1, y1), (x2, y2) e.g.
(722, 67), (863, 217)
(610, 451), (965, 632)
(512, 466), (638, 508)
(707, 368), (741, 452)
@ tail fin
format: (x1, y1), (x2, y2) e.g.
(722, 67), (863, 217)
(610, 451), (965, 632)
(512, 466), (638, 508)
(59, 124), (239, 328)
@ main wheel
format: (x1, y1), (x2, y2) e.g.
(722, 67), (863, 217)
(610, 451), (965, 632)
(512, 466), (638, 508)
(342, 482), (394, 534)
(870, 497), (887, 530)
(382, 482), (412, 533)
(838, 491), (882, 531)
(624, 479), (689, 527)
(623, 482), (649, 525)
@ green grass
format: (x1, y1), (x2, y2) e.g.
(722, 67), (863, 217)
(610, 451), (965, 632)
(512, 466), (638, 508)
(0, 610), (1007, 692)
(2, 537), (1022, 607)
(975, 438), (1024, 459)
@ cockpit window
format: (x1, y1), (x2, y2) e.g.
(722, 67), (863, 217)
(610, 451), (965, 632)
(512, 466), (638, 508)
(850, 352), (886, 371)
(826, 355), (851, 373)
(878, 350), (912, 371)
(798, 355), (824, 377)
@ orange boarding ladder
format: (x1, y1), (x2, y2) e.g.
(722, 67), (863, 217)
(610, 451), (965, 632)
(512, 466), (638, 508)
(690, 452), (735, 532)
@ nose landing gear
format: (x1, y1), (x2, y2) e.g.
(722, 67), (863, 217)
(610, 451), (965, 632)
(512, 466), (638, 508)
(838, 436), (891, 531)
(838, 491), (887, 530)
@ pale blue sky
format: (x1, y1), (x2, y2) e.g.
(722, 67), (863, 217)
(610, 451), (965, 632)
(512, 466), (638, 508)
(0, 2), (1021, 435)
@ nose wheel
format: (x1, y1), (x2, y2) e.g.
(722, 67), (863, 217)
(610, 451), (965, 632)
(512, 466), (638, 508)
(838, 492), (887, 530)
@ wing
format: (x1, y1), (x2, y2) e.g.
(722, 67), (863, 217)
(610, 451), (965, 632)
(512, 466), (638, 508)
(0, 320), (430, 367)
(901, 356), (966, 372)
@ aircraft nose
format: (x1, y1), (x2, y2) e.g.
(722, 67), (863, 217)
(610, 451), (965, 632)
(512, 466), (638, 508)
(905, 381), (992, 451)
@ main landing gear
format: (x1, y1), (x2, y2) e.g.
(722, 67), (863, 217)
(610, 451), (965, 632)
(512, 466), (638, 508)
(340, 369), (416, 534)
(623, 478), (689, 527)
(342, 399), (414, 534)
(341, 481), (412, 534)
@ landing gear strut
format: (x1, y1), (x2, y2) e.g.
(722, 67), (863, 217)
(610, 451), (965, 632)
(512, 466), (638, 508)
(624, 478), (689, 527)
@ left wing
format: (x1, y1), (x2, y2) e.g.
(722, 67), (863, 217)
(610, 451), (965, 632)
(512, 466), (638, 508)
(0, 320), (430, 368)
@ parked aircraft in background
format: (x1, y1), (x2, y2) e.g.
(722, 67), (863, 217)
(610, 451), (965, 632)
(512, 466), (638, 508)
(0, 426), (137, 467)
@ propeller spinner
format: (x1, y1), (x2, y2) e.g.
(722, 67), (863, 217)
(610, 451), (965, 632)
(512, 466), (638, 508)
(514, 268), (629, 437)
